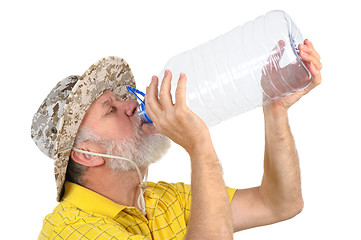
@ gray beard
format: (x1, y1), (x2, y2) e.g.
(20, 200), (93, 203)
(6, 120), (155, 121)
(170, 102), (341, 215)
(74, 117), (171, 171)
(105, 130), (171, 171)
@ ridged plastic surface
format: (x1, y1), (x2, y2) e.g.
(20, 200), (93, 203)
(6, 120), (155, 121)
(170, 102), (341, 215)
(159, 10), (312, 127)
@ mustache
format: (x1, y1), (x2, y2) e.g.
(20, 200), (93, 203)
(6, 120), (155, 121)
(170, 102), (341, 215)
(132, 114), (144, 138)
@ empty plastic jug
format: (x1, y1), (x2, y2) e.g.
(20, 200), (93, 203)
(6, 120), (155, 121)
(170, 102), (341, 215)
(130, 10), (312, 127)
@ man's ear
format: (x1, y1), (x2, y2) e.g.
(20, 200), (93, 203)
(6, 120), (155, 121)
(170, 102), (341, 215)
(70, 149), (105, 167)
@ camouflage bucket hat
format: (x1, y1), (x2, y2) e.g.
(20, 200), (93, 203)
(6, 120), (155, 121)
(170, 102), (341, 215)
(31, 56), (136, 201)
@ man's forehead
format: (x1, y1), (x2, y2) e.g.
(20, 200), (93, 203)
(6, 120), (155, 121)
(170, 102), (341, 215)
(84, 90), (115, 114)
(80, 91), (114, 124)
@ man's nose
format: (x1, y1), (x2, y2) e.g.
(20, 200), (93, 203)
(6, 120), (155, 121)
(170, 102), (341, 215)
(125, 100), (139, 117)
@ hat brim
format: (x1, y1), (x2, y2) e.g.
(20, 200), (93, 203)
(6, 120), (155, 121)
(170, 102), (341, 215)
(54, 56), (136, 201)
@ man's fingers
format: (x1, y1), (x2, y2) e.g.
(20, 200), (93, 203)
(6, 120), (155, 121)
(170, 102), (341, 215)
(159, 70), (174, 109)
(298, 40), (322, 92)
(304, 39), (318, 54)
(145, 71), (188, 129)
(175, 73), (187, 106)
(300, 39), (321, 61)
(299, 50), (323, 70)
(309, 63), (322, 86)
(145, 75), (162, 123)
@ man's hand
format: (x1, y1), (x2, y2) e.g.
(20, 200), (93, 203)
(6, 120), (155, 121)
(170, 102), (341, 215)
(145, 70), (210, 156)
(264, 39), (322, 115)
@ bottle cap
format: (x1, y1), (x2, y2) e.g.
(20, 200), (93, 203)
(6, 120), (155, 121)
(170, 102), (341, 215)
(126, 86), (153, 124)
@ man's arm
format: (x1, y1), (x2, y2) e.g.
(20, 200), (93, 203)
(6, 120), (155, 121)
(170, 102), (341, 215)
(231, 108), (304, 231)
(145, 70), (233, 239)
(231, 39), (322, 231)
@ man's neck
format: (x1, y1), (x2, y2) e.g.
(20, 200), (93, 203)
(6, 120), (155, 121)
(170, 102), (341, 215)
(82, 165), (148, 214)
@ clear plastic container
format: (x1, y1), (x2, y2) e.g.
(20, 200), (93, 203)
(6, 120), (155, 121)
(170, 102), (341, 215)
(158, 10), (312, 127)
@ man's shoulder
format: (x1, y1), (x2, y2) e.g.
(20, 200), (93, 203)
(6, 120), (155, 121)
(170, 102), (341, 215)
(147, 181), (191, 201)
(148, 181), (237, 204)
(148, 181), (189, 191)
(39, 201), (120, 239)
(44, 201), (91, 219)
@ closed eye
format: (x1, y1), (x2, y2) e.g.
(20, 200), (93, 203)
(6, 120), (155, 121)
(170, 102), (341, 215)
(107, 106), (116, 115)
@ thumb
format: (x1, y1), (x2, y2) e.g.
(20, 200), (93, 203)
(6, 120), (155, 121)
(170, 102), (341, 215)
(268, 40), (286, 71)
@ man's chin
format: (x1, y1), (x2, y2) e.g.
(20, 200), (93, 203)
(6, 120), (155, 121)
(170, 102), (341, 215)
(106, 123), (170, 171)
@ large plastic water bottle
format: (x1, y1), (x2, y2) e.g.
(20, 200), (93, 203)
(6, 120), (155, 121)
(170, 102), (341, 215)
(130, 10), (312, 127)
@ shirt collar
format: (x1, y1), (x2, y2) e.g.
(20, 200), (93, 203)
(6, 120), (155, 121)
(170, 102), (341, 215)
(63, 182), (126, 219)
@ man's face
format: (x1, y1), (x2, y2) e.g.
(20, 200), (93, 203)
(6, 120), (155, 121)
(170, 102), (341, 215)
(80, 90), (153, 141)
(77, 90), (170, 170)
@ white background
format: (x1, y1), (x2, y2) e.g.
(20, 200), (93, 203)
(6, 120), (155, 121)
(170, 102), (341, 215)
(1, 0), (360, 239)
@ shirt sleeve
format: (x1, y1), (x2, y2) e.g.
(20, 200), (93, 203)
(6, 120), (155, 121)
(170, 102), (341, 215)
(172, 182), (237, 225)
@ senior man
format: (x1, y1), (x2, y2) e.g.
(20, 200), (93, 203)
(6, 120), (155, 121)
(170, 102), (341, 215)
(32, 39), (322, 239)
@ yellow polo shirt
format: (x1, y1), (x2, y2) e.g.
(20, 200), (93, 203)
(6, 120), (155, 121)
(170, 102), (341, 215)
(39, 181), (237, 240)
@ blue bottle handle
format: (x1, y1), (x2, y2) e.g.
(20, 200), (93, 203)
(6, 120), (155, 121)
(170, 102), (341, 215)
(126, 86), (153, 123)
